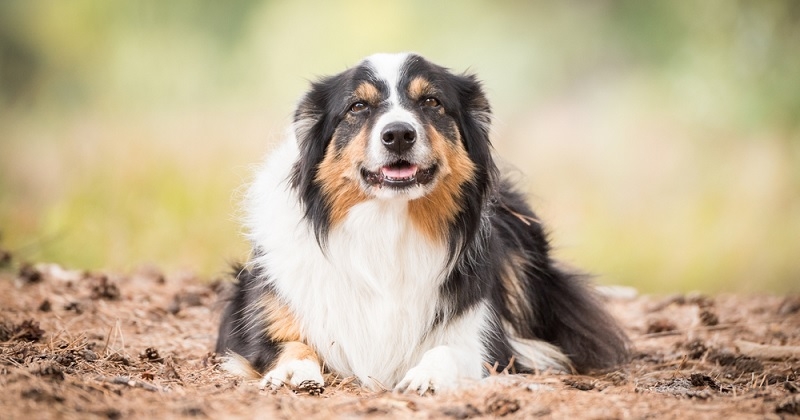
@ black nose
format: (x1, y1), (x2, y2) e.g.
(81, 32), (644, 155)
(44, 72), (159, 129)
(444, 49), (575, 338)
(381, 122), (416, 154)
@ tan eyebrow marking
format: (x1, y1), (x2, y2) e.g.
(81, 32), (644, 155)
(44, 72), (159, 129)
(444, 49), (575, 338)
(408, 77), (433, 99)
(354, 82), (381, 103)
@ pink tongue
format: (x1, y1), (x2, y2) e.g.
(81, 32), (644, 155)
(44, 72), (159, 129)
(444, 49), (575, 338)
(381, 164), (418, 179)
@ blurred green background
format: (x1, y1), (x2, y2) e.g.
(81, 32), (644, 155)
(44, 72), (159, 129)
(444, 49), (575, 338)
(1, 1), (798, 293)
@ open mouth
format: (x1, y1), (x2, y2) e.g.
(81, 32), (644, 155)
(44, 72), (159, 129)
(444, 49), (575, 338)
(361, 160), (438, 189)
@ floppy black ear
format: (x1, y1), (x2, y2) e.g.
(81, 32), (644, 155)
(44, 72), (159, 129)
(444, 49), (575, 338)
(454, 73), (496, 191)
(291, 84), (329, 193)
(444, 73), (498, 260)
(289, 75), (346, 244)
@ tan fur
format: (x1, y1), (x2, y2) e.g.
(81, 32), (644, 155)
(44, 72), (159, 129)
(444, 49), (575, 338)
(260, 295), (322, 375)
(262, 293), (302, 342)
(501, 253), (529, 324)
(220, 352), (262, 379)
(274, 341), (320, 366)
(354, 82), (381, 104)
(409, 126), (475, 241)
(316, 129), (370, 226)
(408, 77), (433, 100)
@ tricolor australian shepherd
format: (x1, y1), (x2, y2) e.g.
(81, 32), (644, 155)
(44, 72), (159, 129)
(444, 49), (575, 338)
(216, 53), (628, 395)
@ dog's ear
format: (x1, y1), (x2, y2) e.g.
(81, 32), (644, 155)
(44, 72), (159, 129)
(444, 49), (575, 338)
(289, 75), (347, 245)
(454, 73), (493, 174)
(439, 73), (498, 261)
(458, 74), (492, 138)
(293, 93), (324, 156)
(292, 80), (335, 192)
(453, 73), (496, 193)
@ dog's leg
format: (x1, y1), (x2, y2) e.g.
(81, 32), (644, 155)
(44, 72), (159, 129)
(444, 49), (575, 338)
(260, 341), (325, 395)
(394, 345), (464, 395)
(395, 303), (488, 395)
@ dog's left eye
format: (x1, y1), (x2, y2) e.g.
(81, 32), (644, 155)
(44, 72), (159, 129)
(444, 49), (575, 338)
(349, 102), (369, 113)
(421, 97), (440, 108)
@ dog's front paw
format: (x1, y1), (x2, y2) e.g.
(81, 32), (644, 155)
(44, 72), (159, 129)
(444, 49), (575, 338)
(394, 346), (459, 395)
(259, 359), (325, 395)
(395, 365), (451, 395)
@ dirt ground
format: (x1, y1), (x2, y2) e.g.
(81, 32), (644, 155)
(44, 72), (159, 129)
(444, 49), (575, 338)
(1, 254), (799, 419)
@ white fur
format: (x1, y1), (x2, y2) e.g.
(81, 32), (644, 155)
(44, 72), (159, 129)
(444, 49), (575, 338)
(396, 303), (489, 394)
(363, 53), (409, 108)
(395, 346), (460, 395)
(259, 359), (325, 390)
(245, 134), (488, 390)
(221, 353), (260, 379)
(506, 334), (571, 373)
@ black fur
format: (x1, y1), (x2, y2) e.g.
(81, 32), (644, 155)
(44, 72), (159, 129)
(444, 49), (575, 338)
(215, 262), (280, 373)
(433, 177), (629, 373)
(490, 182), (629, 371)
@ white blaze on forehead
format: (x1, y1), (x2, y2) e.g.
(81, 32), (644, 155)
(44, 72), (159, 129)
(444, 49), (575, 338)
(363, 52), (411, 106)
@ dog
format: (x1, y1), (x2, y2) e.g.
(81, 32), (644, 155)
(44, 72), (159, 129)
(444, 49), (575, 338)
(215, 53), (629, 395)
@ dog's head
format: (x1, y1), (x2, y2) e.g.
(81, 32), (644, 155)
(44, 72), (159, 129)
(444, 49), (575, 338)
(291, 53), (495, 242)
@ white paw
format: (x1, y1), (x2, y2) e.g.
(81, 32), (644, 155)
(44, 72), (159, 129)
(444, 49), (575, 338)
(259, 359), (325, 395)
(394, 346), (460, 395)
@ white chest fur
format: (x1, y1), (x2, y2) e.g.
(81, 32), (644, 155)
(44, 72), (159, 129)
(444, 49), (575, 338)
(246, 138), (456, 388)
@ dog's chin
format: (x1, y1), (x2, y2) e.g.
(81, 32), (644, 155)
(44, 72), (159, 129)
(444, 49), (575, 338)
(360, 160), (439, 199)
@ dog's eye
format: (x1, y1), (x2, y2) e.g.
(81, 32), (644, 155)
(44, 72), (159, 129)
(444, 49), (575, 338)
(349, 102), (368, 113)
(421, 97), (440, 108)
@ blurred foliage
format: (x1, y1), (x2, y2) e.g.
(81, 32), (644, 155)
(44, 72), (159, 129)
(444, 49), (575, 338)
(1, 1), (798, 292)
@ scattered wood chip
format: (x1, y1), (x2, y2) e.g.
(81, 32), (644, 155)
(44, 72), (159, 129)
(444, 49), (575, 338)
(97, 375), (162, 392)
(646, 319), (677, 334)
(485, 393), (520, 417)
(563, 378), (595, 391)
(689, 373), (720, 390)
(140, 347), (163, 363)
(786, 381), (800, 394)
(90, 275), (120, 300)
(776, 395), (800, 415)
(18, 263), (42, 284)
(0, 319), (45, 342)
(735, 340), (800, 361)
(699, 309), (719, 326)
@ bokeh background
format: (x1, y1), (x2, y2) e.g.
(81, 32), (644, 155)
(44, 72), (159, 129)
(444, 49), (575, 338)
(1, 1), (798, 293)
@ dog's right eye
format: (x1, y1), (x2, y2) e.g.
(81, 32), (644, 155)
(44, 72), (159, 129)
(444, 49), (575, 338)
(349, 102), (368, 114)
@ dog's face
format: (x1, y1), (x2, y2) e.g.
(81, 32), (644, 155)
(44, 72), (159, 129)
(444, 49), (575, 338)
(292, 53), (494, 238)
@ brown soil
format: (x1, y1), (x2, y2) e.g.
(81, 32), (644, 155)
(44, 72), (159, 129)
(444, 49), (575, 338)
(1, 258), (799, 419)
